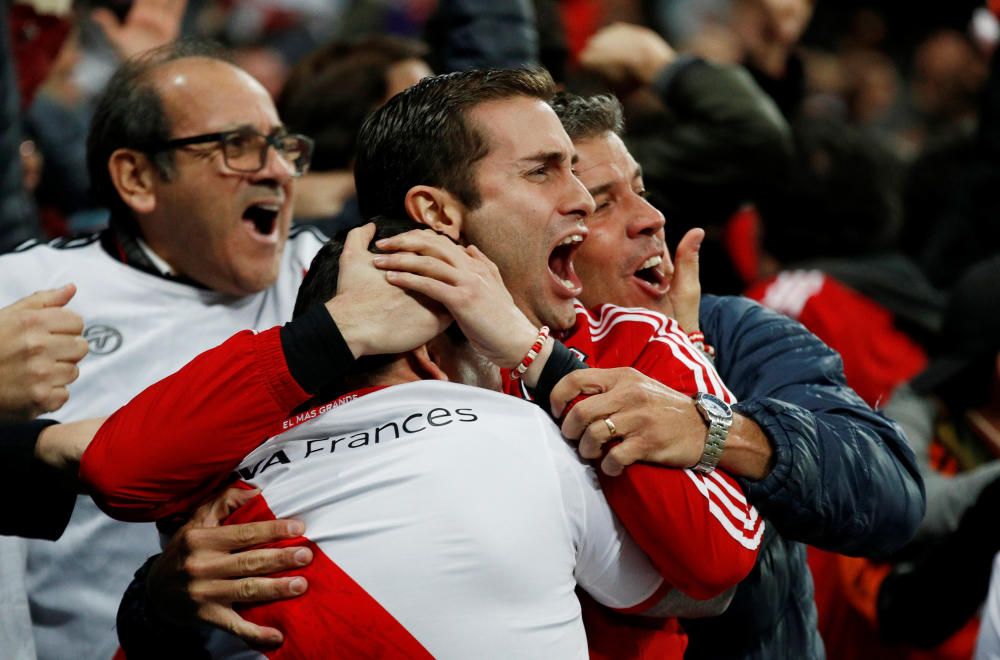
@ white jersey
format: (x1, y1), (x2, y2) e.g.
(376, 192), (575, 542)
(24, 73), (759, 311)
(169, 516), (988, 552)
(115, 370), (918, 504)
(0, 228), (324, 660)
(206, 381), (664, 659)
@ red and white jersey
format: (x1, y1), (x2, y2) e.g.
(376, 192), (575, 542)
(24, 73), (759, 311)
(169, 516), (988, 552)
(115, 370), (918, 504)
(746, 270), (926, 407)
(83, 301), (762, 658)
(0, 228), (324, 660)
(567, 302), (735, 402)
(506, 303), (762, 601)
(201, 381), (665, 659)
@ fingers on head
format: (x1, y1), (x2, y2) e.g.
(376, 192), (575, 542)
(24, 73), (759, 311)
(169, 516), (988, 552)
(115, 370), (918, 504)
(191, 489), (257, 527)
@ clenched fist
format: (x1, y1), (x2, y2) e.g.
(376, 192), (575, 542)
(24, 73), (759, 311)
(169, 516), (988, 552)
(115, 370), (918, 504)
(0, 284), (89, 421)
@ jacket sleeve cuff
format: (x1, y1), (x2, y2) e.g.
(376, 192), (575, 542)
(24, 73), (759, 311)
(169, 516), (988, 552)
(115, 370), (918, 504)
(278, 303), (356, 395)
(732, 398), (796, 504)
(526, 340), (588, 418)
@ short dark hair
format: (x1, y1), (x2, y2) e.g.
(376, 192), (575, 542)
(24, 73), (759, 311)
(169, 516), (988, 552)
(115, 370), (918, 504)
(87, 39), (231, 221)
(550, 92), (624, 141)
(293, 216), (464, 393)
(278, 36), (429, 172)
(353, 67), (556, 222)
(293, 215), (425, 318)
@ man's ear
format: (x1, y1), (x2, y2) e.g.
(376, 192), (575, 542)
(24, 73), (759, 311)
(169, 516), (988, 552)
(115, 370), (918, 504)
(404, 185), (464, 241)
(408, 344), (449, 382)
(108, 148), (159, 215)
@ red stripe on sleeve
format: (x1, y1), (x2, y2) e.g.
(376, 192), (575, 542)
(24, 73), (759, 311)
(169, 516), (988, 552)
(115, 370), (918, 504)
(598, 463), (760, 600)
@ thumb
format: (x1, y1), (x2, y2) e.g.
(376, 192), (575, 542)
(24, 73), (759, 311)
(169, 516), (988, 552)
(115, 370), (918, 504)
(345, 222), (377, 254)
(9, 284), (77, 311)
(336, 223), (377, 295)
(669, 228), (704, 332)
(194, 487), (261, 527)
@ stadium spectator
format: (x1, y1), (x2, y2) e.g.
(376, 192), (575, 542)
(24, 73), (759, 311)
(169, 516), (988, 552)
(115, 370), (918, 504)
(546, 87), (922, 658)
(577, 22), (793, 296)
(749, 116), (938, 407)
(901, 43), (1000, 291)
(911, 29), (987, 140)
(743, 113), (937, 658)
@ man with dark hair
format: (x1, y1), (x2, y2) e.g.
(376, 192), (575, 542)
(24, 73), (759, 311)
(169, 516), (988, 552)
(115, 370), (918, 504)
(0, 39), (441, 659)
(325, 74), (770, 616)
(85, 40), (230, 223)
(355, 67), (558, 224)
(535, 89), (924, 659)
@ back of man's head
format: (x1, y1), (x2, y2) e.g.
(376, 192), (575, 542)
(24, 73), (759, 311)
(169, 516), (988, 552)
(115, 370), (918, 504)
(353, 67), (556, 222)
(294, 217), (467, 393)
(294, 216), (425, 319)
(87, 39), (231, 222)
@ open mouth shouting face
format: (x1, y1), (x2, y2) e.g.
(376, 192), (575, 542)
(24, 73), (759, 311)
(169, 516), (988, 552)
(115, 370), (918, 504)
(571, 131), (675, 312)
(460, 96), (595, 331)
(241, 199), (284, 244)
(140, 58), (296, 297)
(547, 229), (587, 299)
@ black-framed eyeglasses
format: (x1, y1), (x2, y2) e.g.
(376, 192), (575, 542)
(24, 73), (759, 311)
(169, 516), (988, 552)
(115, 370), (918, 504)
(151, 129), (314, 177)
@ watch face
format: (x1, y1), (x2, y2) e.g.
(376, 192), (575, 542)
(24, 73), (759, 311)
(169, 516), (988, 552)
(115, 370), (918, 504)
(699, 393), (730, 417)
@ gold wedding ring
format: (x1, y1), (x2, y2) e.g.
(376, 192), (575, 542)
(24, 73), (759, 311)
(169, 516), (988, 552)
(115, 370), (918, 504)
(604, 417), (618, 438)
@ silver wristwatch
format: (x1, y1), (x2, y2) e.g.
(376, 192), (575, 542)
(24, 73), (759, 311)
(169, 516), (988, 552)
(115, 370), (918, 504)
(692, 392), (733, 475)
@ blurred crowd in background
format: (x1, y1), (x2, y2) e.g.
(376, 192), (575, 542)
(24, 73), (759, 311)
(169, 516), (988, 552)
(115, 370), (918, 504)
(4, 0), (1000, 658)
(6, 0), (1000, 290)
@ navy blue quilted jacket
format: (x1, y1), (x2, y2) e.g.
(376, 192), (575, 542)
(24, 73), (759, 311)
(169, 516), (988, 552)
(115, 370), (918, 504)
(682, 295), (925, 659)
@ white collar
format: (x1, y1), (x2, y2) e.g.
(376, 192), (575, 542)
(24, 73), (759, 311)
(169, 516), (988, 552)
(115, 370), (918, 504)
(134, 237), (177, 277)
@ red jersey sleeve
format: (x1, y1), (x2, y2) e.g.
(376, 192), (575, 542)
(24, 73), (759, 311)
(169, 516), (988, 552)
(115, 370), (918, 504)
(80, 327), (309, 522)
(557, 304), (761, 598)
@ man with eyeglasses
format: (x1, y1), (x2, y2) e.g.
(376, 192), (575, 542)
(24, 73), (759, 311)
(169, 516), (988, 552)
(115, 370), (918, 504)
(0, 40), (428, 660)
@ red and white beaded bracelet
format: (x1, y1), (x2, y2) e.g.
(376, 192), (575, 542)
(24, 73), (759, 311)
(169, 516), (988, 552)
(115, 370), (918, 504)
(511, 326), (551, 380)
(687, 330), (716, 359)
